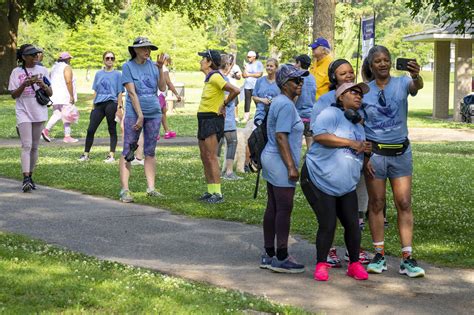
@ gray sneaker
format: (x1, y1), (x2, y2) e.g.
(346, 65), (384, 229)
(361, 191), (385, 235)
(78, 154), (90, 162)
(206, 193), (224, 204)
(119, 189), (133, 203)
(147, 189), (164, 197)
(222, 172), (242, 180)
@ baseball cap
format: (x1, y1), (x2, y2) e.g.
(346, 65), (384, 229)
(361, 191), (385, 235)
(59, 52), (73, 60)
(247, 51), (257, 57)
(198, 49), (221, 67)
(335, 82), (369, 99)
(295, 54), (312, 69)
(276, 64), (309, 88)
(308, 37), (331, 50)
(22, 45), (42, 56)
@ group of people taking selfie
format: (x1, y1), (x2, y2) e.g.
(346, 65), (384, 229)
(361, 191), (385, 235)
(10, 35), (425, 282)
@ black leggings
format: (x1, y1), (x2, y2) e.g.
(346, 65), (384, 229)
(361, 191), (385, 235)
(244, 89), (253, 113)
(263, 182), (295, 254)
(85, 100), (117, 153)
(300, 163), (361, 263)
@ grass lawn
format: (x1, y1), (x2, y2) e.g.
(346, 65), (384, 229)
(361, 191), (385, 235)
(0, 232), (307, 314)
(0, 142), (472, 268)
(0, 70), (472, 139)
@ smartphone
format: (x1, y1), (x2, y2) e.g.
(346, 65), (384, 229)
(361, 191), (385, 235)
(396, 58), (416, 71)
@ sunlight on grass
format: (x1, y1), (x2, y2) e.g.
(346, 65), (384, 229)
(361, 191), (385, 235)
(0, 142), (472, 268)
(0, 232), (307, 314)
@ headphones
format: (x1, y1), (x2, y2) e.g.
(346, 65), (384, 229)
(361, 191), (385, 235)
(331, 103), (362, 124)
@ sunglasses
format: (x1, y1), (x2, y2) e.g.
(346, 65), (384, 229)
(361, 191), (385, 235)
(378, 90), (387, 107)
(288, 77), (304, 85)
(344, 89), (363, 97)
(26, 52), (39, 57)
(105, 56), (115, 61)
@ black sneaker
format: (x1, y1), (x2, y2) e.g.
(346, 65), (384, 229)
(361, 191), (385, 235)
(22, 177), (33, 193)
(206, 193), (224, 204)
(29, 177), (36, 190)
(197, 192), (213, 201)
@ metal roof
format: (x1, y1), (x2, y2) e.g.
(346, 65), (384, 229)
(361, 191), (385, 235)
(404, 22), (473, 42)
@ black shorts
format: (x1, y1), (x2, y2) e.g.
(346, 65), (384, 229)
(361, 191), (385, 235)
(197, 112), (224, 141)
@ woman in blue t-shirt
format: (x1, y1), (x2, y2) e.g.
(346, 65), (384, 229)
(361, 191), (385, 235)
(300, 82), (371, 281)
(361, 45), (425, 278)
(78, 51), (123, 163)
(252, 58), (280, 126)
(118, 37), (166, 203)
(259, 64), (307, 274)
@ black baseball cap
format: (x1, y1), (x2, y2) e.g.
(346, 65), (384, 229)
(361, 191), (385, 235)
(295, 54), (311, 69)
(198, 49), (221, 67)
(22, 45), (43, 56)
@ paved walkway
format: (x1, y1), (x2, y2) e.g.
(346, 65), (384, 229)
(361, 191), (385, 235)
(0, 127), (473, 148)
(0, 178), (472, 314)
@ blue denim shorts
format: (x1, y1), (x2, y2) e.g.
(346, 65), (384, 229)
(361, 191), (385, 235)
(370, 145), (413, 179)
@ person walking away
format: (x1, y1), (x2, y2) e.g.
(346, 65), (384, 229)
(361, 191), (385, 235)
(217, 54), (241, 180)
(361, 45), (425, 278)
(78, 51), (123, 163)
(196, 49), (240, 203)
(9, 44), (53, 192)
(308, 37), (333, 100)
(294, 54), (316, 149)
(241, 51), (263, 123)
(158, 54), (181, 140)
(259, 64), (308, 274)
(42, 52), (78, 143)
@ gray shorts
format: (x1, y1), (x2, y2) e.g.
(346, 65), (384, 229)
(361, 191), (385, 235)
(370, 146), (413, 179)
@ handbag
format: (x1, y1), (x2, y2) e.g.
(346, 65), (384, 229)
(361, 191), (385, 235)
(23, 67), (52, 106)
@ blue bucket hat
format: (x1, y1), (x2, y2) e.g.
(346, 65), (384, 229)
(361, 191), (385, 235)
(308, 37), (331, 50)
(276, 64), (309, 89)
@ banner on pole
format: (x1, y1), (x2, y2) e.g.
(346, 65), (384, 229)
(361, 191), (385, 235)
(361, 17), (375, 60)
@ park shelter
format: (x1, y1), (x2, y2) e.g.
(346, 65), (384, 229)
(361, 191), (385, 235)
(404, 22), (473, 121)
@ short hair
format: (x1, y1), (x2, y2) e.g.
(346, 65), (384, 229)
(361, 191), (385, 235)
(361, 45), (392, 82)
(219, 54), (231, 70)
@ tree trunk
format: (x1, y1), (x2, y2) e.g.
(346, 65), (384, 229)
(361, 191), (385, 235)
(312, 0), (336, 49)
(0, 0), (20, 94)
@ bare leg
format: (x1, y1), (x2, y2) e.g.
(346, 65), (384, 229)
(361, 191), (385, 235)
(199, 135), (221, 184)
(161, 106), (169, 133)
(365, 174), (387, 243)
(305, 136), (313, 151)
(119, 156), (132, 190)
(144, 156), (156, 189)
(389, 176), (413, 247)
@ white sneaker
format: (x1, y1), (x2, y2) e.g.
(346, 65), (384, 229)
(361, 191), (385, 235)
(131, 158), (144, 166)
(78, 154), (90, 162)
(104, 155), (115, 164)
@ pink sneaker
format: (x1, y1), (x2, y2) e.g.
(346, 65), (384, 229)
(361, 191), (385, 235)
(347, 261), (369, 280)
(63, 136), (79, 143)
(164, 131), (176, 139)
(314, 262), (331, 281)
(41, 128), (51, 142)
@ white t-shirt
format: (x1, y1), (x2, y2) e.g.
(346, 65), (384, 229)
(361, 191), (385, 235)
(243, 60), (264, 89)
(8, 65), (50, 124)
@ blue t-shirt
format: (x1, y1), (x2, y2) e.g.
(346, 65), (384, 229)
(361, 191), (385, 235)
(362, 76), (414, 143)
(243, 61), (264, 89)
(223, 76), (236, 131)
(92, 70), (123, 104)
(295, 73), (316, 119)
(306, 106), (365, 196)
(311, 89), (335, 129)
(121, 59), (161, 119)
(261, 94), (304, 188)
(252, 76), (281, 123)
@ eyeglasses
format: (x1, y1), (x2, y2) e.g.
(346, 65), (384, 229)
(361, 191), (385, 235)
(288, 77), (304, 85)
(344, 89), (363, 97)
(378, 90), (387, 107)
(105, 56), (115, 61)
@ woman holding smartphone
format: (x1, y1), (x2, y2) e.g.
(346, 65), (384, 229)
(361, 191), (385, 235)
(8, 44), (52, 192)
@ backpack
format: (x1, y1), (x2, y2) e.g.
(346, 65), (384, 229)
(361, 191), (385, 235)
(247, 104), (270, 198)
